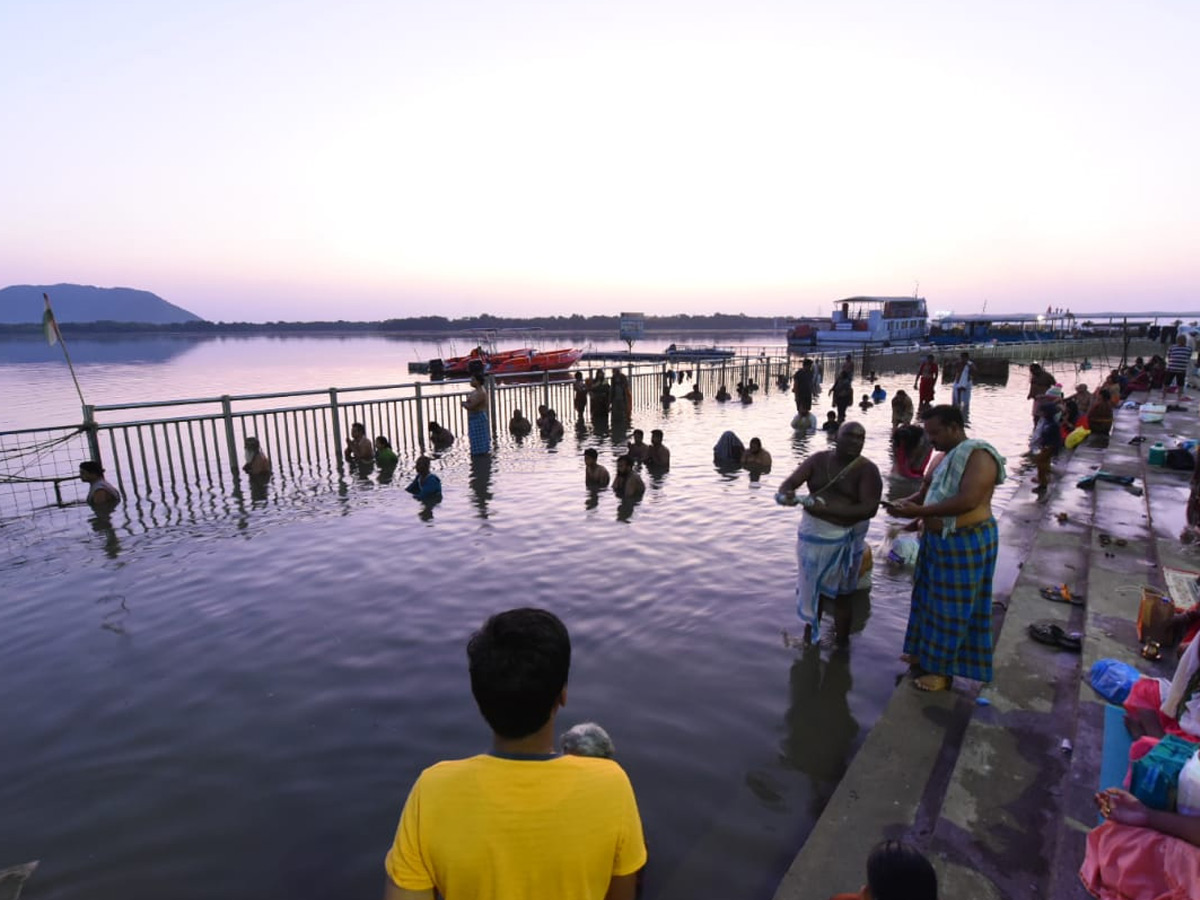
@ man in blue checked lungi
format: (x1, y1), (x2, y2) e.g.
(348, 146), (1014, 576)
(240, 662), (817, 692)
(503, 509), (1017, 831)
(777, 422), (883, 646)
(891, 405), (1007, 692)
(462, 374), (491, 456)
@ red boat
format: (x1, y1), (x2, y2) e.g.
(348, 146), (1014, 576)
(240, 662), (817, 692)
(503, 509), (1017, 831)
(534, 348), (584, 370)
(433, 345), (582, 377)
(489, 347), (583, 374)
(440, 346), (532, 376)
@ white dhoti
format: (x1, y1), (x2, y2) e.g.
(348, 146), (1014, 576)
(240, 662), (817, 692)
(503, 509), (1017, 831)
(952, 383), (972, 415)
(795, 513), (869, 641)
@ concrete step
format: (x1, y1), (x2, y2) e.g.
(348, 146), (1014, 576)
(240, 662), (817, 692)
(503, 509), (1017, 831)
(773, 388), (1200, 900)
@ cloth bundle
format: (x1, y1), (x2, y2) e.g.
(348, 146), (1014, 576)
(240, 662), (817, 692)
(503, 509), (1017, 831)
(1131, 734), (1198, 810)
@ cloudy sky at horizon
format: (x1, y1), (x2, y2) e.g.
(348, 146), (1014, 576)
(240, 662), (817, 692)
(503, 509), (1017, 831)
(2, 0), (1196, 322)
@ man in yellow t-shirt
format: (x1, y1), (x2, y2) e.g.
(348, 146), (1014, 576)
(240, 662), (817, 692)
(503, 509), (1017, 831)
(382, 608), (647, 900)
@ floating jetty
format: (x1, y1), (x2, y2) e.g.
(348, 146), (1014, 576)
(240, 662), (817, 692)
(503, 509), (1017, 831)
(580, 346), (736, 364)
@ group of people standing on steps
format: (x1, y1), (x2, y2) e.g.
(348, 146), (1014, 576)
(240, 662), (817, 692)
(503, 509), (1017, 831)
(779, 354), (1006, 696)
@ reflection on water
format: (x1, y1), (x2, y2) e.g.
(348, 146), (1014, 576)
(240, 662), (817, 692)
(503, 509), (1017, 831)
(0, 344), (1094, 900)
(468, 454), (494, 518)
(89, 513), (123, 559)
(783, 644), (859, 792)
(0, 334), (208, 366)
(96, 592), (131, 635)
(247, 473), (271, 502)
(416, 494), (440, 521)
(616, 494), (641, 523)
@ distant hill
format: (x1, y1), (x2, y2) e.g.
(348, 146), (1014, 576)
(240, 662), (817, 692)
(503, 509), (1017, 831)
(0, 284), (205, 324)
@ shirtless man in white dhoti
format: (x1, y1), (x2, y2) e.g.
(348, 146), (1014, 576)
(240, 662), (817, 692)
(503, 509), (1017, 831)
(777, 422), (883, 645)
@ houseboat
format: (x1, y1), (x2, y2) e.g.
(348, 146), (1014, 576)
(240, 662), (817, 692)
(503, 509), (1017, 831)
(787, 296), (929, 349)
(930, 313), (1078, 345)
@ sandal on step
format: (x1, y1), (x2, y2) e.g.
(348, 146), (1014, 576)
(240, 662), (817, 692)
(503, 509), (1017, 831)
(913, 673), (953, 692)
(1028, 620), (1082, 652)
(1040, 584), (1085, 606)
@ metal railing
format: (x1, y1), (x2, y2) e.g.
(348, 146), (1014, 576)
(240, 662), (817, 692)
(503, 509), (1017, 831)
(3, 337), (1148, 521)
(1, 354), (787, 517)
(0, 424), (92, 514)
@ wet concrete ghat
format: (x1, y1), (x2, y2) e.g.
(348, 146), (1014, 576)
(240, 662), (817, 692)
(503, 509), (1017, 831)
(773, 390), (1198, 900)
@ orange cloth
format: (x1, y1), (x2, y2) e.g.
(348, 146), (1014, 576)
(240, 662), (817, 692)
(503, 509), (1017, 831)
(1080, 820), (1200, 899)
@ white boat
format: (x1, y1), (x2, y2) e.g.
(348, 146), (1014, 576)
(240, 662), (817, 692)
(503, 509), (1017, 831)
(788, 296), (929, 348)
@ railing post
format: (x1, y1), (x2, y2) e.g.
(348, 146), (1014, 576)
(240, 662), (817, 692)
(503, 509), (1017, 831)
(82, 404), (101, 462)
(488, 374), (499, 438)
(414, 383), (426, 452)
(329, 388), (344, 471)
(542, 370), (551, 413)
(221, 395), (241, 485)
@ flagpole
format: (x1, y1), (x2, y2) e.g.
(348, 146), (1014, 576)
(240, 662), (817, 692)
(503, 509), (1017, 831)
(43, 292), (88, 409)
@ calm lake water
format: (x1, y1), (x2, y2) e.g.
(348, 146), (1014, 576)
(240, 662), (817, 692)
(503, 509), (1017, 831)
(0, 335), (1091, 900)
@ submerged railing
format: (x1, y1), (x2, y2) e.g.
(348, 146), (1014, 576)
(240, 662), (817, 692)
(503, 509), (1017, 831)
(1, 355), (787, 517)
(1, 337), (1153, 520)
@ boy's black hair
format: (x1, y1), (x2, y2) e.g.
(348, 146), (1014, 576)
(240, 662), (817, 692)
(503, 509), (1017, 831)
(468, 608), (571, 739)
(866, 840), (938, 900)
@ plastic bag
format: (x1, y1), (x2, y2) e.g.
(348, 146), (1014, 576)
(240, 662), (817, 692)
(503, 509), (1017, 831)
(1138, 587), (1180, 645)
(1139, 402), (1167, 423)
(1065, 426), (1090, 450)
(887, 533), (920, 567)
(1179, 750), (1200, 816)
(1088, 658), (1141, 704)
(1131, 734), (1198, 810)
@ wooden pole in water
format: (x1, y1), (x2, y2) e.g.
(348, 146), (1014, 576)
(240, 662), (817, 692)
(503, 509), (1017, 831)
(43, 293), (88, 412)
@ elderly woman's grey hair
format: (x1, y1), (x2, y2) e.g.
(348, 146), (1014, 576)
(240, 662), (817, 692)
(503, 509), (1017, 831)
(561, 722), (615, 759)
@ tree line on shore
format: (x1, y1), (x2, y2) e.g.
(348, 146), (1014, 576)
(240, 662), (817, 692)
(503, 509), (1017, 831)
(0, 312), (784, 337)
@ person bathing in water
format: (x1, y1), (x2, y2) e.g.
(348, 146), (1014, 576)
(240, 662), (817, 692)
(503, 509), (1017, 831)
(776, 422), (882, 646)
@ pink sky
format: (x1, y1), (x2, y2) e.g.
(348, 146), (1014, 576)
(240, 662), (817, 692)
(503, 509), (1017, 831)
(2, 0), (1197, 322)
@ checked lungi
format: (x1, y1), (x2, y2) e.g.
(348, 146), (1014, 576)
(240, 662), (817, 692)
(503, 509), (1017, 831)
(467, 410), (491, 455)
(902, 517), (998, 682)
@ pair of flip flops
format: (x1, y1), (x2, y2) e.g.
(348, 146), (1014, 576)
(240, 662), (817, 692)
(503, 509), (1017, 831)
(1041, 584), (1084, 606)
(1098, 533), (1128, 548)
(1029, 620), (1082, 652)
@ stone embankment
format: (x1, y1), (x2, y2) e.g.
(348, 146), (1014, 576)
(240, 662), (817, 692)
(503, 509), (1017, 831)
(774, 390), (1197, 900)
